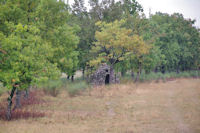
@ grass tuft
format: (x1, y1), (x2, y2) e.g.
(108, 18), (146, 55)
(66, 81), (88, 97)
(121, 70), (200, 82)
(39, 80), (62, 97)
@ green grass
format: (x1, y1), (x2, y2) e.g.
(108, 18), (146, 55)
(121, 70), (200, 82)
(65, 81), (88, 97)
(60, 78), (89, 97)
(38, 79), (63, 97)
(38, 78), (89, 97)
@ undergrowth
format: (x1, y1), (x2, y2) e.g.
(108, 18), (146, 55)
(0, 91), (45, 120)
(39, 80), (62, 97)
(66, 81), (88, 97)
(38, 78), (89, 97)
(121, 70), (200, 82)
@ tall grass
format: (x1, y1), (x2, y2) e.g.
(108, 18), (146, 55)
(38, 80), (63, 97)
(60, 77), (89, 96)
(38, 78), (89, 97)
(65, 81), (88, 97)
(121, 70), (200, 82)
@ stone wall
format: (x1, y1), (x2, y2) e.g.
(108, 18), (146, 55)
(90, 64), (119, 85)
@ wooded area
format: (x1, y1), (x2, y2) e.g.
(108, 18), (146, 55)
(0, 0), (200, 120)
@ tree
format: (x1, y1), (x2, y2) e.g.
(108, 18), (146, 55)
(36, 0), (80, 79)
(0, 0), (80, 119)
(89, 20), (149, 83)
(0, 23), (60, 120)
(122, 0), (143, 16)
(71, 0), (96, 79)
(150, 12), (200, 72)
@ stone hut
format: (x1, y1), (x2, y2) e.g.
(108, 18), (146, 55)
(90, 64), (119, 85)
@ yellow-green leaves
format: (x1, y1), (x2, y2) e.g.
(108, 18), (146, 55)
(89, 19), (150, 68)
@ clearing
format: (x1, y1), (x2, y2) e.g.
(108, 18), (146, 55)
(0, 78), (200, 133)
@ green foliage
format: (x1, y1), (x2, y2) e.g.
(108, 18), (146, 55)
(36, 0), (80, 77)
(122, 70), (200, 83)
(150, 13), (200, 72)
(0, 0), (199, 95)
(0, 0), (79, 94)
(0, 23), (60, 90)
(40, 80), (62, 97)
(139, 71), (200, 82)
(89, 20), (149, 69)
(66, 81), (88, 97)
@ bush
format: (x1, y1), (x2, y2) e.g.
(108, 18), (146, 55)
(188, 70), (200, 78)
(122, 70), (200, 82)
(41, 80), (63, 97)
(66, 81), (88, 97)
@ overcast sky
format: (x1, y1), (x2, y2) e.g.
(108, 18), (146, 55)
(67, 0), (200, 28)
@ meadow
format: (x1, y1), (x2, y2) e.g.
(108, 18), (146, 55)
(0, 78), (200, 133)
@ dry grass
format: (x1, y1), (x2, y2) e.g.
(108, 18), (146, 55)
(0, 78), (200, 133)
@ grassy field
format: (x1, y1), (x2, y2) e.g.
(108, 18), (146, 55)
(0, 78), (200, 133)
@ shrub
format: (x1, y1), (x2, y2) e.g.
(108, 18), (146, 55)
(137, 70), (199, 82)
(41, 80), (63, 97)
(66, 81), (88, 97)
(188, 70), (200, 78)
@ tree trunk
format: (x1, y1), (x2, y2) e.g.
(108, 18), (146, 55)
(176, 65), (180, 74)
(121, 71), (126, 77)
(161, 65), (165, 74)
(135, 72), (140, 82)
(82, 68), (85, 80)
(131, 70), (134, 80)
(14, 89), (22, 110)
(24, 88), (29, 99)
(110, 64), (114, 84)
(6, 85), (17, 120)
(71, 75), (74, 82)
(154, 67), (158, 73)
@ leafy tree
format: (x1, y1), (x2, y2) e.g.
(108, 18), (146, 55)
(0, 23), (60, 120)
(36, 0), (80, 79)
(122, 0), (143, 16)
(0, 0), (80, 119)
(150, 12), (200, 72)
(71, 0), (96, 79)
(89, 20), (149, 83)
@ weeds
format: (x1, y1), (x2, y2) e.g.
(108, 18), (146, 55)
(37, 78), (89, 97)
(122, 70), (200, 82)
(0, 91), (46, 120)
(66, 81), (88, 97)
(0, 108), (45, 120)
(39, 80), (62, 97)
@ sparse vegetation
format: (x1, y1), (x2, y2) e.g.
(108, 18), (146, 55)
(39, 80), (63, 97)
(0, 91), (46, 120)
(37, 78), (89, 97)
(121, 70), (200, 82)
(66, 81), (88, 97)
(0, 78), (199, 133)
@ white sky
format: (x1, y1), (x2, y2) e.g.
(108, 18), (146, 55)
(67, 0), (200, 28)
